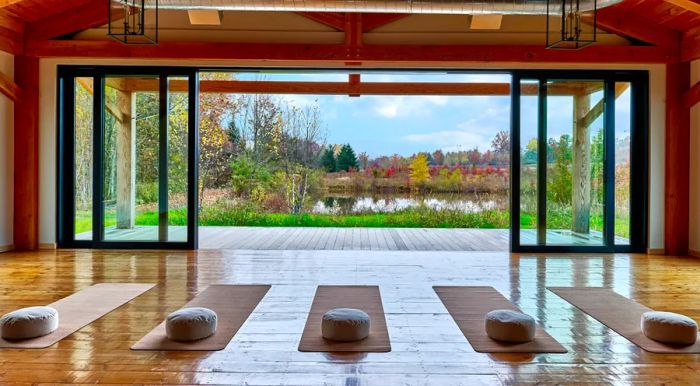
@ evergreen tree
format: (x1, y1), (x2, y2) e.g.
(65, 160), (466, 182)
(336, 144), (359, 172)
(321, 145), (337, 172)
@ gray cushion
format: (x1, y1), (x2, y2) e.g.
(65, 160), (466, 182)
(0, 306), (59, 340)
(485, 309), (536, 343)
(642, 311), (697, 345)
(321, 308), (370, 342)
(166, 307), (218, 342)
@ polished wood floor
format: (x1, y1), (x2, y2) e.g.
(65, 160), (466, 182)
(0, 250), (698, 384)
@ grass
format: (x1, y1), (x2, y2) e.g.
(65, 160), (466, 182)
(74, 202), (629, 239)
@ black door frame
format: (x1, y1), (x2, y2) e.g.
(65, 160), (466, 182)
(510, 70), (649, 253)
(57, 66), (199, 249)
(56, 66), (647, 252)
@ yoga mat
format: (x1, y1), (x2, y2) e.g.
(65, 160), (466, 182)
(433, 286), (567, 353)
(132, 284), (270, 351)
(298, 285), (391, 352)
(0, 283), (156, 349)
(549, 287), (700, 353)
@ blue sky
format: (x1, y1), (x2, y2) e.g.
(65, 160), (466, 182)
(234, 72), (631, 158)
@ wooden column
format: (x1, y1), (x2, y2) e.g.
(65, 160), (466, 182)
(573, 93), (592, 234)
(665, 62), (691, 256)
(13, 55), (39, 250)
(115, 90), (135, 229)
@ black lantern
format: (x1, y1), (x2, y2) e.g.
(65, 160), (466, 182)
(546, 0), (597, 49)
(108, 0), (158, 44)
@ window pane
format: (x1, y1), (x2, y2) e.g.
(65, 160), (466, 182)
(615, 83), (632, 245)
(74, 77), (94, 240)
(520, 80), (539, 245)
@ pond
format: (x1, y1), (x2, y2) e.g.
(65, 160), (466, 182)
(311, 193), (509, 215)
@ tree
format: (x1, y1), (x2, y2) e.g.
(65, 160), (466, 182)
(320, 146), (337, 172)
(336, 144), (359, 172)
(548, 134), (573, 205)
(409, 153), (431, 187)
(522, 138), (538, 165)
(491, 130), (510, 167)
(432, 149), (445, 166)
(357, 152), (370, 170)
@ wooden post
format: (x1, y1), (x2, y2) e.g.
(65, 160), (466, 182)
(572, 93), (592, 234)
(665, 62), (690, 256)
(115, 90), (135, 229)
(13, 55), (39, 250)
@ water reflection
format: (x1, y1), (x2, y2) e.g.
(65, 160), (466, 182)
(313, 194), (506, 215)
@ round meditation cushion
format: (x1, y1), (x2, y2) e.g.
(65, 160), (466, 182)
(642, 311), (697, 345)
(165, 307), (218, 342)
(0, 306), (59, 340)
(321, 308), (371, 342)
(485, 309), (536, 343)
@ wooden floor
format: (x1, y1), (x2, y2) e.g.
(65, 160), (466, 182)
(199, 227), (510, 250)
(0, 249), (698, 384)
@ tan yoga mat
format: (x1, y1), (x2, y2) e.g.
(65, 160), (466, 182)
(298, 285), (391, 352)
(132, 284), (270, 351)
(0, 283), (155, 349)
(433, 286), (567, 353)
(549, 287), (700, 353)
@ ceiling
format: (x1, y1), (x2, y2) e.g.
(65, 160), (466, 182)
(1, 0), (700, 61)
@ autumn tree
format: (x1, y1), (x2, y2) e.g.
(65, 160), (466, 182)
(432, 149), (445, 166)
(357, 152), (370, 170)
(491, 130), (510, 167)
(409, 153), (431, 188)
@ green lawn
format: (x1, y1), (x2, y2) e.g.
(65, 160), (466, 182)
(74, 205), (629, 239)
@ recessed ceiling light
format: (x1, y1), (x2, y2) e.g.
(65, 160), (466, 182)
(470, 14), (503, 30)
(188, 10), (223, 26)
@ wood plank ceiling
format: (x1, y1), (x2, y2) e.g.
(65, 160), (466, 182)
(0, 0), (700, 61)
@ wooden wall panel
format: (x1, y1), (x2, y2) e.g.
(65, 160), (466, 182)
(13, 55), (38, 250)
(665, 61), (691, 256)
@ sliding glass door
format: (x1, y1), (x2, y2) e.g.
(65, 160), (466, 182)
(58, 68), (198, 249)
(511, 71), (648, 253)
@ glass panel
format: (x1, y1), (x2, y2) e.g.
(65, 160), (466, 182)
(167, 76), (189, 242)
(74, 77), (94, 241)
(103, 75), (161, 241)
(545, 80), (605, 246)
(615, 83), (632, 245)
(519, 80), (539, 245)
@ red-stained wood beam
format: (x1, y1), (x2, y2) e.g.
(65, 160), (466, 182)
(665, 61), (690, 256)
(583, 7), (680, 49)
(683, 80), (700, 108)
(295, 12), (345, 31)
(0, 70), (20, 102)
(0, 11), (23, 54)
(13, 55), (39, 251)
(26, 0), (111, 41)
(344, 13), (362, 61)
(362, 14), (409, 32)
(681, 33), (700, 61)
(24, 40), (678, 63)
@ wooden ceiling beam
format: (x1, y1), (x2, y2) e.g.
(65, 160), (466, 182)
(295, 12), (346, 31)
(24, 40), (677, 63)
(0, 10), (23, 54)
(26, 0), (111, 41)
(362, 14), (409, 32)
(584, 7), (680, 49)
(0, 69), (20, 102)
(663, 0), (700, 14)
(104, 79), (619, 97)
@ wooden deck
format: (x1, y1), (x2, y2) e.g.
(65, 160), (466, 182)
(0, 249), (698, 384)
(199, 227), (510, 251)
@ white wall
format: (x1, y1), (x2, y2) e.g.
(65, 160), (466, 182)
(690, 61), (700, 254)
(37, 59), (667, 251)
(0, 51), (13, 251)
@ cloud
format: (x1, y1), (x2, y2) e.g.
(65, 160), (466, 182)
(371, 95), (450, 118)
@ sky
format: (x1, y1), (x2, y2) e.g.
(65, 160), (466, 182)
(231, 72), (631, 158)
